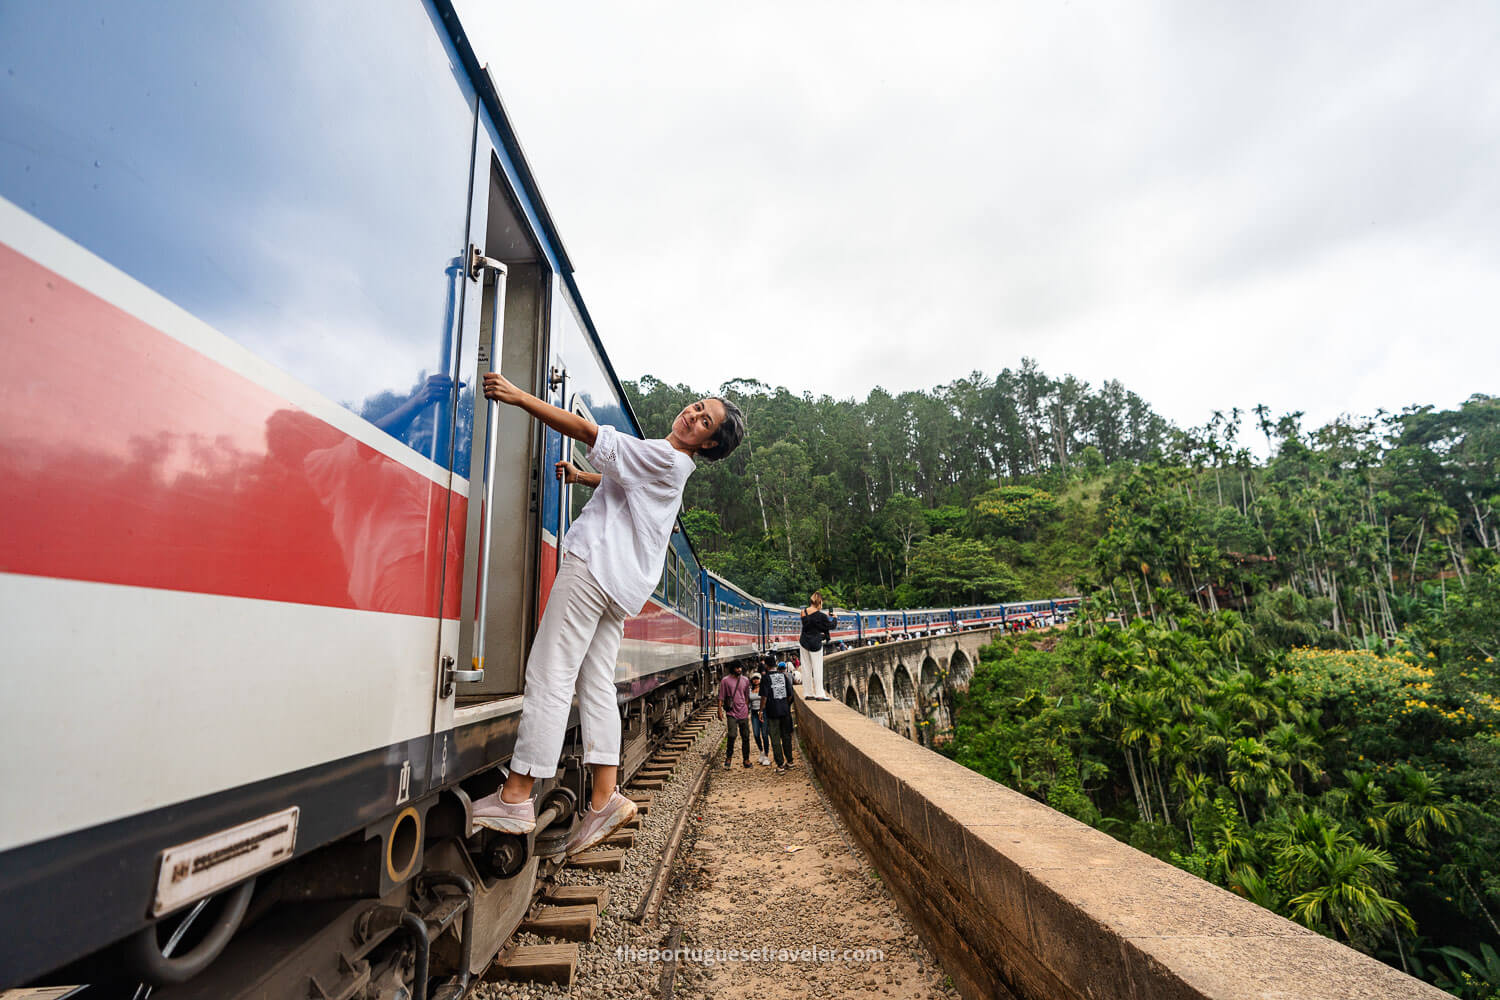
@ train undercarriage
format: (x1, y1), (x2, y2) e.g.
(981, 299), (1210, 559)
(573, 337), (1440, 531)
(32, 664), (722, 1000)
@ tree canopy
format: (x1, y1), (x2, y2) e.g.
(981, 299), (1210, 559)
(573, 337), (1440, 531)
(625, 367), (1499, 996)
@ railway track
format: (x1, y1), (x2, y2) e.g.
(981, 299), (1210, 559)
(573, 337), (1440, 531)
(479, 705), (718, 991)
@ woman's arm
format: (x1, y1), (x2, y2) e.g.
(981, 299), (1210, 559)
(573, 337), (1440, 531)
(483, 372), (598, 446)
(556, 461), (602, 488)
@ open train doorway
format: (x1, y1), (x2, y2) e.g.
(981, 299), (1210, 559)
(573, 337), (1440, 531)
(451, 151), (551, 705)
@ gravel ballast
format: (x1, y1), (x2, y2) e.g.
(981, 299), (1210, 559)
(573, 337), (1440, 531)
(473, 710), (959, 1000)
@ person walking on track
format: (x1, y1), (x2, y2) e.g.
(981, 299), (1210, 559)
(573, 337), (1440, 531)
(762, 657), (796, 772)
(717, 661), (753, 769)
(748, 669), (770, 765)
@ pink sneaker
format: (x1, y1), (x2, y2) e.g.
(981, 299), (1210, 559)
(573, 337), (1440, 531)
(471, 789), (536, 834)
(565, 788), (637, 857)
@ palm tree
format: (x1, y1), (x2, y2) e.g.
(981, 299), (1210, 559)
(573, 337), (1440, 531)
(1226, 736), (1274, 822)
(1175, 768), (1214, 851)
(1119, 690), (1169, 822)
(1268, 809), (1415, 949)
(1215, 669), (1276, 727)
(1324, 770), (1394, 847)
(1230, 865), (1283, 912)
(1383, 765), (1461, 850)
(1283, 841), (1415, 947)
(1264, 721), (1325, 795)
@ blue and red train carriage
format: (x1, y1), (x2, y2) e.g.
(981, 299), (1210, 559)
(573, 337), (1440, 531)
(0, 1), (1077, 992)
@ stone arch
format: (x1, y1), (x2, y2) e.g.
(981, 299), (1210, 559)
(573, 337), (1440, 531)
(919, 657), (942, 702)
(892, 665), (917, 740)
(843, 683), (861, 710)
(949, 649), (973, 688)
(866, 673), (891, 729)
(921, 655), (941, 691)
(919, 654), (951, 745)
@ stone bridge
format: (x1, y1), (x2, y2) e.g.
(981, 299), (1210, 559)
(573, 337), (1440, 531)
(823, 628), (998, 744)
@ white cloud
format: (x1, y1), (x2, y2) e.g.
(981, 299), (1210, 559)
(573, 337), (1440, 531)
(454, 0), (1500, 431)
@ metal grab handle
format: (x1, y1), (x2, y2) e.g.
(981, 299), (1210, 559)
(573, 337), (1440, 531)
(551, 366), (569, 575)
(465, 250), (508, 684)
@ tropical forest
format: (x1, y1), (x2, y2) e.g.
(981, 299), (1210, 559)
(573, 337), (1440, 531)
(625, 366), (1499, 997)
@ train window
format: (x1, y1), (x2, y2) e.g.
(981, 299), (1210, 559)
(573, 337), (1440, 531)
(566, 405), (598, 526)
(655, 565), (667, 602)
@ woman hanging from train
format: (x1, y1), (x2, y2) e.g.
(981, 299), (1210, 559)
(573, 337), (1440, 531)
(799, 591), (837, 701)
(468, 372), (745, 855)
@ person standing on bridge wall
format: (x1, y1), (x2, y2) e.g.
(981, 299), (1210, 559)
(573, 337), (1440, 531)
(799, 591), (836, 701)
(717, 661), (753, 770)
(468, 373), (745, 854)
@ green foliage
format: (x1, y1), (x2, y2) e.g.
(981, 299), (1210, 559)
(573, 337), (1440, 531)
(623, 370), (1499, 993)
(949, 637), (1102, 826)
(1425, 944), (1500, 1000)
(1091, 396), (1500, 661)
(905, 534), (1022, 605)
(623, 361), (1164, 609)
(972, 485), (1058, 539)
(945, 610), (1499, 994)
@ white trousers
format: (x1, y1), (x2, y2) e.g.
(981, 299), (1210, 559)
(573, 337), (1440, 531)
(510, 556), (627, 778)
(803, 645), (826, 699)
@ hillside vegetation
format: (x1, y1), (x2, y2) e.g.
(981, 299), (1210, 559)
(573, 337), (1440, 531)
(625, 367), (1499, 996)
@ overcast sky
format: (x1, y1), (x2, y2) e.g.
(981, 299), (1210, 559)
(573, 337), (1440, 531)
(453, 1), (1499, 434)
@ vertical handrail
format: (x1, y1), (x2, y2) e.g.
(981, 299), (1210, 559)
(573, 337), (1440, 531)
(469, 260), (508, 680)
(553, 368), (569, 575)
(451, 247), (507, 687)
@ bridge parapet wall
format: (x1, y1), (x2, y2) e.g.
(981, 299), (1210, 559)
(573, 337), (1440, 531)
(795, 688), (1446, 1000)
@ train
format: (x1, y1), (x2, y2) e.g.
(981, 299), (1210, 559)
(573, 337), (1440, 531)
(0, 2), (1075, 995)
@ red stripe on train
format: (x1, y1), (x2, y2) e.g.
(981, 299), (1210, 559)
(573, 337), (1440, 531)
(0, 244), (466, 618)
(536, 540), (704, 647)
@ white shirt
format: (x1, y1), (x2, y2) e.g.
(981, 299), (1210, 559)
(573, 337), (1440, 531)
(563, 423), (696, 615)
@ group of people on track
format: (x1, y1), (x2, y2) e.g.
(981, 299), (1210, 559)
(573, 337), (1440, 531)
(716, 591), (838, 773)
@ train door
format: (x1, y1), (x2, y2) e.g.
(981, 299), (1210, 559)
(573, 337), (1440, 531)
(706, 576), (718, 661)
(427, 108), (553, 787)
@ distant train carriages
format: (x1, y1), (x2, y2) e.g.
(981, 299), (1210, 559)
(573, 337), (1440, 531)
(858, 610), (899, 642)
(827, 608), (859, 647)
(954, 604), (1007, 631)
(624, 527), (705, 681)
(762, 602), (803, 654)
(705, 570), (761, 664)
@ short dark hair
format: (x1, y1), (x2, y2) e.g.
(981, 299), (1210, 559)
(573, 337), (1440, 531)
(699, 397), (745, 462)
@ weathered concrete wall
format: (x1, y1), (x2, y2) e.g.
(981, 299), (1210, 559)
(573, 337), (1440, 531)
(795, 690), (1447, 1000)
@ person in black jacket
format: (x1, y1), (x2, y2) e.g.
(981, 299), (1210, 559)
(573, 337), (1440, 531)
(760, 657), (796, 771)
(798, 591), (836, 701)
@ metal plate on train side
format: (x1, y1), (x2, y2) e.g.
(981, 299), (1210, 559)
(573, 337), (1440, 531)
(152, 806), (299, 915)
